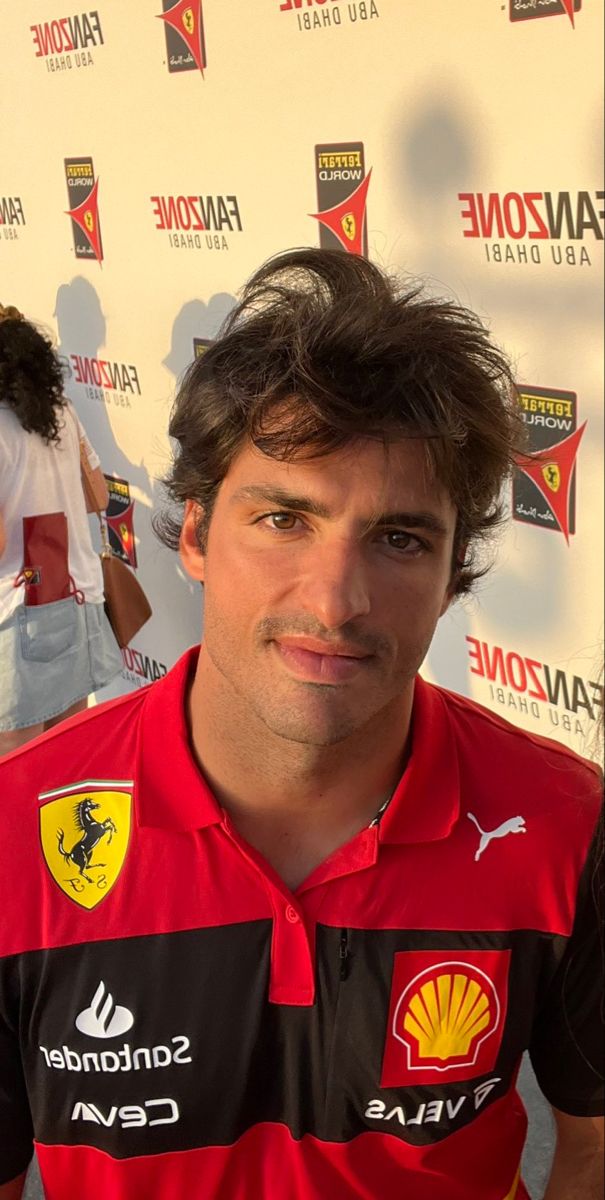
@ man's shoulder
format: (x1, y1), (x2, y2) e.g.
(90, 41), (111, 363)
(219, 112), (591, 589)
(0, 644), (199, 817)
(0, 686), (156, 961)
(0, 685), (150, 811)
(427, 678), (601, 805)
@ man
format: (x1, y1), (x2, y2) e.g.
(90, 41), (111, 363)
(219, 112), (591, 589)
(0, 249), (602, 1199)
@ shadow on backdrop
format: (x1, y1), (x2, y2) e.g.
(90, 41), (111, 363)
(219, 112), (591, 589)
(54, 277), (150, 498)
(394, 93), (567, 657)
(162, 293), (236, 383)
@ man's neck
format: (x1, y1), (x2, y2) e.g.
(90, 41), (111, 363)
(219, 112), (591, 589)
(185, 650), (414, 889)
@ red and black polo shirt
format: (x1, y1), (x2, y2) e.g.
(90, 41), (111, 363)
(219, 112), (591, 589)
(0, 647), (602, 1199)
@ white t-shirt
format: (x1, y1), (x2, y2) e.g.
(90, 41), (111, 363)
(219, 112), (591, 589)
(0, 400), (104, 622)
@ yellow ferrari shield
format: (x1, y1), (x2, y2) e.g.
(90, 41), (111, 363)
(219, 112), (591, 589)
(84, 209), (94, 233)
(182, 7), (194, 34)
(541, 462), (560, 493)
(502, 1167), (521, 1200)
(39, 782), (132, 910)
(341, 213), (356, 241)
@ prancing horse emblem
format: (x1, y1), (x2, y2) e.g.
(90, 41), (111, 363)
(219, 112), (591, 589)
(57, 798), (117, 883)
(39, 782), (132, 909)
(467, 812), (527, 862)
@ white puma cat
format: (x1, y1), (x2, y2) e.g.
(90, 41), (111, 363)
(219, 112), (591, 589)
(467, 812), (527, 862)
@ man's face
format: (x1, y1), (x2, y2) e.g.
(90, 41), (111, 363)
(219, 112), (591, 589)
(180, 437), (457, 747)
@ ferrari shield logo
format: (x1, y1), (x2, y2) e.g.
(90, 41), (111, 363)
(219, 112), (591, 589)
(541, 462), (560, 493)
(39, 781), (132, 909)
(341, 212), (356, 241)
(502, 1168), (521, 1200)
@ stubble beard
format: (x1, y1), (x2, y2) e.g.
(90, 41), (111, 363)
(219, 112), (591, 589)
(203, 626), (423, 750)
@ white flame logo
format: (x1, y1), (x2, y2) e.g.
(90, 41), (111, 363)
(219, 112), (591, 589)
(75, 981), (134, 1039)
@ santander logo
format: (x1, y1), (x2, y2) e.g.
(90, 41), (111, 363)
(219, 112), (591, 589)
(75, 981), (134, 1039)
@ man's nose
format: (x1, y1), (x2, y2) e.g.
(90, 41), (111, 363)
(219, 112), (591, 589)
(298, 539), (371, 630)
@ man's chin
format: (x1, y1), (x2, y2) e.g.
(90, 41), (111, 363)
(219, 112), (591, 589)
(252, 700), (372, 748)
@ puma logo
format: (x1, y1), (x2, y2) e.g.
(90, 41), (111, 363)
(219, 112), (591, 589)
(467, 812), (527, 862)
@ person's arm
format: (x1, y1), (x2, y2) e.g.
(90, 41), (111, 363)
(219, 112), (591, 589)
(0, 972), (34, 1193)
(529, 801), (604, 1198)
(543, 1110), (604, 1199)
(0, 1170), (27, 1199)
(81, 457), (109, 513)
(72, 403), (109, 512)
(79, 434), (109, 512)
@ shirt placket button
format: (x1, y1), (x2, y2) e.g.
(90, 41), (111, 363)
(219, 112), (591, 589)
(285, 904), (300, 924)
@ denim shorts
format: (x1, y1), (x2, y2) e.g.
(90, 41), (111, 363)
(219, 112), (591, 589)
(0, 598), (123, 730)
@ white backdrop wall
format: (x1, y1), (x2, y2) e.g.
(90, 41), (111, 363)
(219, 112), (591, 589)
(1, 0), (603, 754)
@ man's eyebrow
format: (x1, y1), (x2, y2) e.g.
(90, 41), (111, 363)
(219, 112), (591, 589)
(373, 511), (450, 537)
(230, 485), (332, 518)
(231, 487), (449, 535)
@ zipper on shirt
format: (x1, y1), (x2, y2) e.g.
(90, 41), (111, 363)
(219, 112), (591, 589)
(339, 930), (349, 981)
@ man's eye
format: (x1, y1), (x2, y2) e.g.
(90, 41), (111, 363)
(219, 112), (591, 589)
(383, 531), (426, 554)
(262, 512), (300, 531)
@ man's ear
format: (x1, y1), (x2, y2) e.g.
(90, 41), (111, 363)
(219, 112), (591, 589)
(179, 499), (206, 582)
(441, 544), (466, 616)
(439, 584), (456, 618)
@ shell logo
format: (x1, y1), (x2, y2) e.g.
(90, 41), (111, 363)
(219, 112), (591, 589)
(393, 962), (500, 1072)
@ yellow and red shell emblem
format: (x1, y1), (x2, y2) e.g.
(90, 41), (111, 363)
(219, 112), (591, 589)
(381, 949), (509, 1088)
(394, 962), (499, 1069)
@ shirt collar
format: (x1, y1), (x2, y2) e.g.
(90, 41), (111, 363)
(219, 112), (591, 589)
(135, 646), (222, 830)
(378, 675), (460, 844)
(136, 648), (460, 844)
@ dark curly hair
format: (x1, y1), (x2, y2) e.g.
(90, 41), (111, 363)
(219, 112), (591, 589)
(155, 248), (525, 596)
(0, 310), (66, 443)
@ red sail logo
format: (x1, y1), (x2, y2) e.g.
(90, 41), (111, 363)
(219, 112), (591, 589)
(158, 0), (206, 74)
(65, 176), (103, 264)
(310, 171), (371, 256)
(514, 423), (586, 544)
(561, 0), (577, 26)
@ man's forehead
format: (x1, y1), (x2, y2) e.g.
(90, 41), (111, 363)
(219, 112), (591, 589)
(223, 437), (455, 521)
(229, 435), (433, 479)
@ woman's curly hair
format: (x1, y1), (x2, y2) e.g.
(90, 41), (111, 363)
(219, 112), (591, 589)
(0, 305), (66, 443)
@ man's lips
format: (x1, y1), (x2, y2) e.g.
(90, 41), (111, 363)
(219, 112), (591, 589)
(275, 636), (368, 658)
(271, 637), (373, 683)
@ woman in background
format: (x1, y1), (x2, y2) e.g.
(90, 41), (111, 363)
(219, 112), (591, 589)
(0, 303), (122, 755)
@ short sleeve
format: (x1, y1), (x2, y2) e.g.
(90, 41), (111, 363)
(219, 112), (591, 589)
(529, 810), (605, 1116)
(0, 409), (15, 508)
(67, 401), (101, 471)
(0, 957), (34, 1183)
